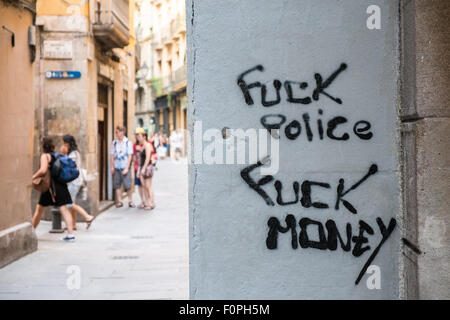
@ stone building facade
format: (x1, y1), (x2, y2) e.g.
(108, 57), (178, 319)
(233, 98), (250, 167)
(0, 0), (38, 268)
(32, 0), (136, 218)
(399, 0), (450, 299)
(135, 0), (187, 152)
(134, 0), (155, 133)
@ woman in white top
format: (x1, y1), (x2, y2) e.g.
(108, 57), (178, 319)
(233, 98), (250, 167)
(62, 135), (95, 230)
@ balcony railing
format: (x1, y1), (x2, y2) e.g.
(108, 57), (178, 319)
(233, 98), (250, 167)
(93, 0), (130, 49)
(150, 77), (163, 97)
(150, 67), (186, 97)
(151, 14), (186, 46)
(172, 14), (186, 35)
(172, 67), (186, 88)
(161, 26), (171, 44)
(135, 41), (141, 66)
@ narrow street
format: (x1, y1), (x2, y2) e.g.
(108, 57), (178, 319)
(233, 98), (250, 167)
(0, 159), (188, 300)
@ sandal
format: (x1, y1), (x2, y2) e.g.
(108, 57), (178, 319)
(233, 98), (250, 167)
(115, 202), (123, 208)
(86, 216), (96, 230)
(144, 206), (153, 211)
(138, 204), (145, 209)
(129, 202), (136, 208)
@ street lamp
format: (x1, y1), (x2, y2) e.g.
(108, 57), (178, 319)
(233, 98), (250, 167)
(138, 63), (149, 80)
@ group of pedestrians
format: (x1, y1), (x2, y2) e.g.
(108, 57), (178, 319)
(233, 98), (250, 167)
(169, 130), (184, 161)
(153, 132), (170, 159)
(110, 126), (157, 210)
(32, 135), (94, 242)
(151, 130), (184, 160)
(31, 126), (176, 242)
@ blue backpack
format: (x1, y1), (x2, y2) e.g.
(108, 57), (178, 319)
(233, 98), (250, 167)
(51, 152), (80, 183)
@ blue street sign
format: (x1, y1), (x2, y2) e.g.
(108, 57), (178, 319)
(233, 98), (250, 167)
(45, 71), (81, 79)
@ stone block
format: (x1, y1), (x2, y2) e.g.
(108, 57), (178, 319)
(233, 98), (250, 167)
(415, 0), (450, 118)
(87, 134), (97, 154)
(36, 15), (89, 33)
(401, 0), (450, 119)
(0, 222), (38, 269)
(416, 118), (450, 299)
(400, 0), (417, 119)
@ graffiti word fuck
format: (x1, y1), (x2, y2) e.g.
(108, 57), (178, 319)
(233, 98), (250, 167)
(238, 63), (348, 106)
(241, 160), (377, 213)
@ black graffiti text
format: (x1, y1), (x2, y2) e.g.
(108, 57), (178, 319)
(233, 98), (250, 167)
(266, 214), (397, 285)
(237, 63), (347, 107)
(260, 111), (373, 142)
(241, 160), (378, 215)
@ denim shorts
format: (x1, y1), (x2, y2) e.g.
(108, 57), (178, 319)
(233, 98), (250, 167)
(134, 170), (142, 186)
(113, 169), (132, 190)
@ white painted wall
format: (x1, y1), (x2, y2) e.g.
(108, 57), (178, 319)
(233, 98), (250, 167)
(188, 0), (400, 299)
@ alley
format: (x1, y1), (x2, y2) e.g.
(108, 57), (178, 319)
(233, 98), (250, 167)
(0, 159), (188, 300)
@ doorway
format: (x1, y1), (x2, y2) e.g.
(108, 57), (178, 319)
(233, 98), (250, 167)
(97, 119), (107, 201)
(97, 83), (110, 202)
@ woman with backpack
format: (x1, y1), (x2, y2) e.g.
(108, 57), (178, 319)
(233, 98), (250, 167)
(31, 137), (76, 242)
(61, 135), (95, 230)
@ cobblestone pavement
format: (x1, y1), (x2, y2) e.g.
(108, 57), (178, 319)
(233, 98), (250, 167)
(0, 158), (189, 300)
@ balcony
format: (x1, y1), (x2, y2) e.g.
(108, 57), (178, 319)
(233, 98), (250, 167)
(135, 41), (141, 67)
(93, 0), (130, 50)
(150, 67), (186, 97)
(151, 14), (186, 47)
(172, 14), (186, 36)
(161, 26), (171, 44)
(172, 67), (187, 90)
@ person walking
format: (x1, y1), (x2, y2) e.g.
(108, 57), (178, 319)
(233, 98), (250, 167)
(61, 135), (95, 230)
(133, 128), (147, 209)
(31, 137), (76, 242)
(111, 126), (135, 208)
(153, 132), (160, 150)
(157, 132), (167, 159)
(136, 131), (156, 210)
(163, 133), (170, 157)
(170, 130), (182, 161)
(177, 129), (185, 157)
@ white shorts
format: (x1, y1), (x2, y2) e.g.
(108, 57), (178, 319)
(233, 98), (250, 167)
(67, 182), (82, 208)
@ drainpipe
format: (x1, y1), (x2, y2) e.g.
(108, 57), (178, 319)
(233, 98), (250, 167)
(39, 53), (44, 139)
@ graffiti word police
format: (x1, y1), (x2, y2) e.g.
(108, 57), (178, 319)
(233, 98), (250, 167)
(238, 63), (373, 143)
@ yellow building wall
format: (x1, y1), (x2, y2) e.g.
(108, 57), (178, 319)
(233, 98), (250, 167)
(0, 3), (36, 230)
(37, 0), (89, 16)
(34, 0), (135, 208)
(127, 0), (136, 139)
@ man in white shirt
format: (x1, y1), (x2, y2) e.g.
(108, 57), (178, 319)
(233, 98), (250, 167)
(110, 126), (135, 208)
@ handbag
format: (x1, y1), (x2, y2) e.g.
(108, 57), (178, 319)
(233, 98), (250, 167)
(32, 155), (56, 202)
(142, 164), (154, 178)
(32, 168), (51, 193)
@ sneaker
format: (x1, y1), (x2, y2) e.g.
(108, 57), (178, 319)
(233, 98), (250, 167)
(62, 235), (76, 242)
